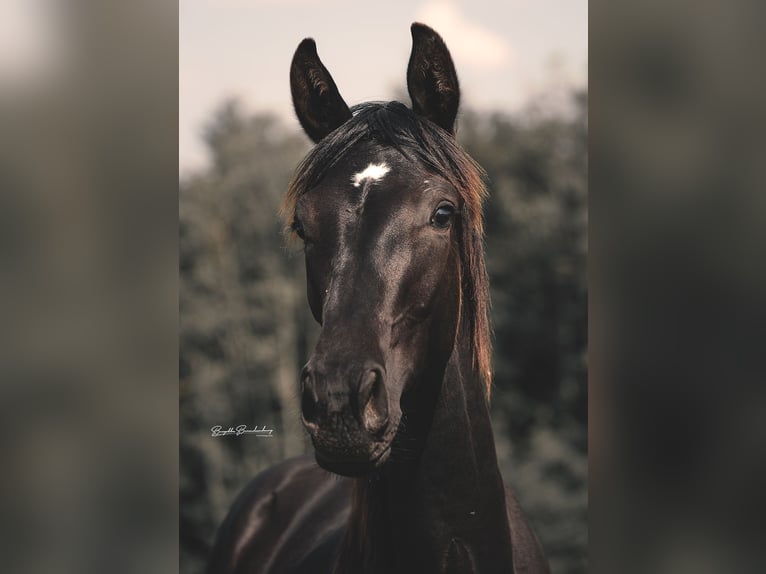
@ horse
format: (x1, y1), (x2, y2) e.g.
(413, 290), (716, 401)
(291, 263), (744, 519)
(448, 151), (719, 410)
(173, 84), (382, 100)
(207, 23), (551, 574)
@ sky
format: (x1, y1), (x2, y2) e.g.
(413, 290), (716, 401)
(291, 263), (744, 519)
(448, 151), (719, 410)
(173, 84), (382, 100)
(180, 0), (588, 173)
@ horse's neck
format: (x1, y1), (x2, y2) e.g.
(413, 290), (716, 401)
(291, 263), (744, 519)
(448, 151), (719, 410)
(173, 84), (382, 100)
(339, 342), (514, 573)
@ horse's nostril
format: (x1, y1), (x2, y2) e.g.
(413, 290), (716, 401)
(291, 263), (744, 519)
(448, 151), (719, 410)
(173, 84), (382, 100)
(358, 368), (389, 435)
(301, 370), (320, 430)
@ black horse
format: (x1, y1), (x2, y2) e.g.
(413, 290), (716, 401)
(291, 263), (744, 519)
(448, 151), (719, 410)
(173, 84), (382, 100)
(207, 24), (550, 574)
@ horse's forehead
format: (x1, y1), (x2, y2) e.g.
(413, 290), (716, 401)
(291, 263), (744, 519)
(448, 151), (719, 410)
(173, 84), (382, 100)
(323, 146), (428, 199)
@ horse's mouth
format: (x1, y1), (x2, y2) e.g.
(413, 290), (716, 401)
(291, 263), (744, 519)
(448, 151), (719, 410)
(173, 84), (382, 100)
(314, 442), (392, 477)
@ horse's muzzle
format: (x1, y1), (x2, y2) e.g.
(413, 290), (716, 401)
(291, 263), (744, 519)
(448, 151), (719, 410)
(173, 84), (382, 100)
(300, 360), (392, 475)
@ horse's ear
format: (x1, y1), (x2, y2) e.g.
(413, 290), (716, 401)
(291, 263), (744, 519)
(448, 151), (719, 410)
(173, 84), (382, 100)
(407, 23), (460, 134)
(290, 38), (352, 143)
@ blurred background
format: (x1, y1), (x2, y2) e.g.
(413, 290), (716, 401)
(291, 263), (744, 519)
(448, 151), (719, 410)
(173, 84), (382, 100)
(591, 1), (766, 572)
(1, 2), (178, 574)
(180, 2), (587, 574)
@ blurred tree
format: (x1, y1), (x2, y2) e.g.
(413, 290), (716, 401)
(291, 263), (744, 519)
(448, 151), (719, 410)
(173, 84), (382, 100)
(460, 91), (587, 443)
(460, 91), (588, 573)
(180, 100), (314, 571)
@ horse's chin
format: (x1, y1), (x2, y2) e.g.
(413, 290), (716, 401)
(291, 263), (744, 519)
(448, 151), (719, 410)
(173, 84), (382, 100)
(314, 442), (392, 477)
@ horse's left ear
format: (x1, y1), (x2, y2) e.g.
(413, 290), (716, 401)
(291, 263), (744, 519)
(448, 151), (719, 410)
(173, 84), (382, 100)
(407, 23), (460, 134)
(290, 38), (353, 143)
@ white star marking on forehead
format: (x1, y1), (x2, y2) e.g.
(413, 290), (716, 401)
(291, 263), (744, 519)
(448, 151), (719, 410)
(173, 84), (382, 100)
(351, 163), (390, 188)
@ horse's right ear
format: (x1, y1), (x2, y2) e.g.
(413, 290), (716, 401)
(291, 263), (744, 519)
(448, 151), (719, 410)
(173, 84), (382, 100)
(290, 39), (352, 144)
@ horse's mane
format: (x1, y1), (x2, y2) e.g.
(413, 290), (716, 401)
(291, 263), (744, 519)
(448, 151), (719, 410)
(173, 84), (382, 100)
(281, 101), (492, 395)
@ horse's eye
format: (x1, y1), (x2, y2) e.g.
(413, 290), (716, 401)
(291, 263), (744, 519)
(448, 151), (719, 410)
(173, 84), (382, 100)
(291, 218), (306, 240)
(430, 204), (456, 229)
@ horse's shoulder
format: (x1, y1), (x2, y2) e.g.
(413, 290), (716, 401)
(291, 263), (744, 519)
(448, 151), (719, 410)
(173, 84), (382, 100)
(207, 456), (350, 574)
(503, 483), (551, 574)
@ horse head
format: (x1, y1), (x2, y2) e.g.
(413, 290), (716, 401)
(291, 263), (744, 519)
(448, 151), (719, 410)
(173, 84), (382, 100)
(286, 24), (490, 477)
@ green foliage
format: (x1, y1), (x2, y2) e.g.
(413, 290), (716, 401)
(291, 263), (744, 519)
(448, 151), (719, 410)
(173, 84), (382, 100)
(180, 100), (316, 569)
(460, 93), (587, 442)
(461, 94), (588, 573)
(180, 93), (587, 573)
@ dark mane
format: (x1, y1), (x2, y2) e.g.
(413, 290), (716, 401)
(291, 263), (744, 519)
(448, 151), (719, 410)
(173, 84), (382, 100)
(281, 101), (493, 394)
